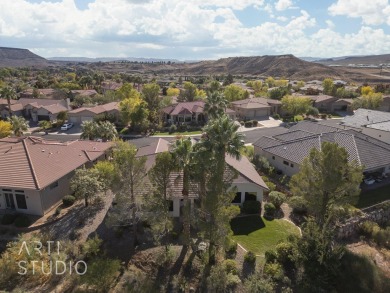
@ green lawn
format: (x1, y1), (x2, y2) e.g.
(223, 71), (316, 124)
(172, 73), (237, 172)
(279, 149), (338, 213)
(230, 216), (300, 256)
(152, 130), (202, 136)
(356, 185), (390, 208)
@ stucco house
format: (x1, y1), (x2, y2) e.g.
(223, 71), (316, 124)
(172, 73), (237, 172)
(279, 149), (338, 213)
(0, 100), (23, 119)
(341, 109), (390, 144)
(254, 121), (390, 177)
(313, 95), (339, 112)
(136, 138), (268, 217)
(68, 102), (120, 125)
(230, 97), (281, 120)
(161, 101), (236, 124)
(0, 136), (112, 216)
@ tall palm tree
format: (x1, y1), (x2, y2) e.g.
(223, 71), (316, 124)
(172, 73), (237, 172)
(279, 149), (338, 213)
(171, 136), (194, 248)
(204, 91), (229, 120)
(200, 114), (245, 264)
(0, 86), (17, 118)
(8, 116), (28, 137)
(80, 120), (97, 140)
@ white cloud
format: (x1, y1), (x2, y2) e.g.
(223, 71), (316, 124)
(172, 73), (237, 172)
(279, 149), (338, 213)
(325, 20), (335, 29)
(275, 0), (293, 11)
(329, 0), (390, 25)
(0, 0), (389, 59)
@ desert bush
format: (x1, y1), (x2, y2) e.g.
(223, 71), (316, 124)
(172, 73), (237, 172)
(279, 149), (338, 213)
(14, 215), (30, 228)
(269, 191), (286, 209)
(242, 200), (261, 214)
(293, 115), (304, 122)
(62, 195), (76, 207)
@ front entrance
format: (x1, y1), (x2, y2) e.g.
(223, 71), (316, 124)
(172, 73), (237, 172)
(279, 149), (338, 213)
(5, 193), (15, 209)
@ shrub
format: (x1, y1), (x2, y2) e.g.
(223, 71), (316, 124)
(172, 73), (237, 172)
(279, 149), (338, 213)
(252, 120), (258, 127)
(306, 106), (319, 117)
(293, 115), (304, 122)
(264, 203), (276, 218)
(242, 200), (261, 214)
(328, 114), (333, 118)
(225, 238), (238, 259)
(244, 251), (256, 264)
(224, 259), (238, 275)
(55, 207), (62, 215)
(62, 195), (76, 207)
(264, 262), (284, 281)
(288, 196), (308, 214)
(168, 124), (177, 134)
(265, 250), (277, 263)
(14, 215), (31, 228)
(240, 121), (245, 126)
(244, 121), (253, 128)
(81, 258), (121, 291)
(273, 113), (281, 120)
(177, 123), (188, 132)
(373, 227), (390, 249)
(264, 181), (276, 192)
(275, 242), (295, 265)
(1, 214), (17, 225)
(359, 221), (380, 238)
(321, 114), (327, 119)
(268, 191), (286, 209)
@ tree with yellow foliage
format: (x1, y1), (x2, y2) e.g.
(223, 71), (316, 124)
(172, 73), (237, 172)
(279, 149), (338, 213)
(0, 120), (12, 138)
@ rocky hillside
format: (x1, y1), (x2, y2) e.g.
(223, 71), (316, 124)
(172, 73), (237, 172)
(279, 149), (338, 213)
(0, 47), (48, 67)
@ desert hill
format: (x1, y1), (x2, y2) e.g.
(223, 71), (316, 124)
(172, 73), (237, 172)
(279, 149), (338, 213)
(316, 54), (390, 66)
(0, 47), (48, 67)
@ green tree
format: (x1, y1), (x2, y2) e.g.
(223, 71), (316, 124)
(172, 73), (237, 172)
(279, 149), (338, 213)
(142, 83), (160, 117)
(116, 83), (141, 101)
(223, 74), (234, 86)
(281, 95), (312, 116)
(209, 80), (221, 92)
(119, 94), (143, 126)
(204, 91), (228, 119)
(0, 86), (17, 117)
(38, 120), (52, 133)
(323, 78), (334, 96)
(171, 137), (194, 247)
(178, 81), (197, 102)
(147, 152), (175, 250)
(269, 87), (289, 100)
(352, 93), (383, 110)
(93, 160), (116, 192)
(81, 258), (121, 291)
(71, 167), (104, 207)
(199, 114), (244, 264)
(290, 142), (363, 226)
(81, 120), (98, 140)
(98, 121), (118, 141)
(109, 141), (147, 249)
(56, 111), (68, 124)
(166, 87), (180, 96)
(8, 116), (28, 137)
(224, 84), (245, 102)
(0, 120), (12, 138)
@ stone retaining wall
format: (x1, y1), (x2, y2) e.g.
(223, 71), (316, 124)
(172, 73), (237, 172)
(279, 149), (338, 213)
(336, 201), (390, 239)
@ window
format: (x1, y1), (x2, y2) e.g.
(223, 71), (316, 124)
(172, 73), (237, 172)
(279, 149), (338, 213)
(15, 193), (27, 209)
(167, 200), (174, 212)
(283, 160), (289, 166)
(290, 163), (294, 167)
(245, 192), (257, 201)
(49, 181), (59, 190)
(232, 192), (241, 203)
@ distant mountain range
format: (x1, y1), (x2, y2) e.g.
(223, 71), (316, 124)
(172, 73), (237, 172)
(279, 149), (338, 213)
(1, 47), (390, 82)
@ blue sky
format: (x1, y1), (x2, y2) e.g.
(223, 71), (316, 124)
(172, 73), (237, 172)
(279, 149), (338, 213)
(0, 0), (389, 59)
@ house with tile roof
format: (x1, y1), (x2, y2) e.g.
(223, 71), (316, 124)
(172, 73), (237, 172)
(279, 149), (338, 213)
(136, 138), (268, 217)
(68, 102), (120, 125)
(254, 120), (390, 177)
(0, 137), (112, 216)
(341, 109), (390, 144)
(161, 101), (235, 124)
(230, 97), (281, 120)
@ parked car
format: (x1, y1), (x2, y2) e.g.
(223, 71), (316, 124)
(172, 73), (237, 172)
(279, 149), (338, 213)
(364, 178), (375, 185)
(61, 123), (74, 131)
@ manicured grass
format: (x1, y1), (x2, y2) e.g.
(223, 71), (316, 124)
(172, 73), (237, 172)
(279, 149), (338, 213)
(152, 130), (202, 136)
(230, 216), (300, 256)
(356, 185), (390, 208)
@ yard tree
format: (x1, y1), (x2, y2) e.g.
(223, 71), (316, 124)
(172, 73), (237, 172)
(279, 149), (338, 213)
(142, 82), (160, 117)
(98, 121), (118, 141)
(147, 152), (175, 251)
(289, 142), (363, 226)
(116, 83), (141, 101)
(322, 78), (335, 96)
(281, 95), (312, 116)
(198, 114), (244, 264)
(204, 92), (228, 119)
(171, 137), (194, 247)
(223, 73), (234, 86)
(209, 80), (221, 92)
(166, 87), (180, 96)
(352, 92), (383, 110)
(251, 80), (263, 95)
(360, 85), (374, 96)
(178, 81), (197, 102)
(269, 87), (289, 100)
(109, 141), (147, 249)
(81, 120), (98, 140)
(71, 167), (104, 207)
(119, 93), (143, 126)
(0, 86), (17, 117)
(93, 160), (116, 192)
(38, 120), (51, 132)
(224, 84), (245, 102)
(0, 120), (12, 138)
(56, 111), (68, 124)
(8, 116), (28, 137)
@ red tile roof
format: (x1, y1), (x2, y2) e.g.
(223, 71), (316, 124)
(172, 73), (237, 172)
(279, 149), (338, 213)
(0, 137), (112, 190)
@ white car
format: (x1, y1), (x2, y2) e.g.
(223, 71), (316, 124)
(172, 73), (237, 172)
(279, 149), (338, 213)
(364, 178), (375, 185)
(61, 123), (74, 131)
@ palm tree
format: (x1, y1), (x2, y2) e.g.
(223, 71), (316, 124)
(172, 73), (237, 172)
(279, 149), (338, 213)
(200, 114), (245, 264)
(8, 116), (28, 137)
(80, 120), (98, 140)
(0, 86), (17, 117)
(204, 91), (229, 120)
(171, 136), (194, 248)
(98, 121), (118, 141)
